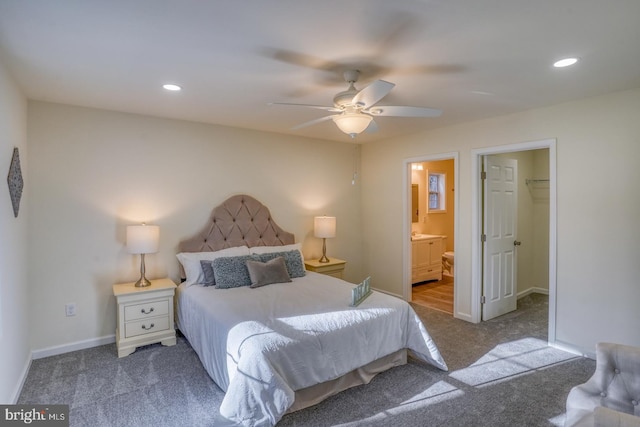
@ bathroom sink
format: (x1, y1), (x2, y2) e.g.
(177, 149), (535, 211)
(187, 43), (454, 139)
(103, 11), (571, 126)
(411, 234), (442, 241)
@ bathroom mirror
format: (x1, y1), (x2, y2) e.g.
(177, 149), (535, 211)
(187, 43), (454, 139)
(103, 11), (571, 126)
(412, 184), (419, 223)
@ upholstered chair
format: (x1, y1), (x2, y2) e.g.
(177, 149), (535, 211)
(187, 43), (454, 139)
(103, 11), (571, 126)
(565, 342), (640, 427)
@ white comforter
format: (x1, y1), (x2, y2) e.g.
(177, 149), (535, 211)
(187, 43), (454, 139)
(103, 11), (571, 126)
(176, 272), (447, 426)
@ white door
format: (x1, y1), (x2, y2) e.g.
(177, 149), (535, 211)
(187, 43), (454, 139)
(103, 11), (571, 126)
(482, 156), (518, 320)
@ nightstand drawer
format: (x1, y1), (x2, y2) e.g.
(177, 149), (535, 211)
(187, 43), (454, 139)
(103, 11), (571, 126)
(124, 316), (170, 338)
(124, 300), (169, 321)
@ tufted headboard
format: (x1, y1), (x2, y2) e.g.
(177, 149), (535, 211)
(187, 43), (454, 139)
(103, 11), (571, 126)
(178, 194), (295, 254)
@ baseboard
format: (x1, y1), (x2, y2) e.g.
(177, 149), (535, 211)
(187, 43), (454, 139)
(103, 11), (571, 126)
(549, 339), (595, 360)
(454, 311), (473, 323)
(517, 287), (549, 298)
(32, 334), (116, 360)
(10, 354), (32, 404)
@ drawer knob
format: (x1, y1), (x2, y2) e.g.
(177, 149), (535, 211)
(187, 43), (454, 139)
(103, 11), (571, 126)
(141, 323), (155, 330)
(141, 307), (154, 314)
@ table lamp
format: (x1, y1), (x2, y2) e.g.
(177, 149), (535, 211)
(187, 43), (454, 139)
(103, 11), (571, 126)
(126, 224), (159, 287)
(314, 216), (336, 263)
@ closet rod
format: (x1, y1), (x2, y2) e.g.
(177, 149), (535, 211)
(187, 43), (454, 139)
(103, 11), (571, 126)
(525, 179), (550, 185)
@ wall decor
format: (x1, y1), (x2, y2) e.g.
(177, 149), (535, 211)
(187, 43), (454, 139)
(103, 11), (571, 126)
(7, 147), (23, 217)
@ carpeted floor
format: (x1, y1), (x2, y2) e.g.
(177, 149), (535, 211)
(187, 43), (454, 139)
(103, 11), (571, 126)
(18, 293), (595, 426)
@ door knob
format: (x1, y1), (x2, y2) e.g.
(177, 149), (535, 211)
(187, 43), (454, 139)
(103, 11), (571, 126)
(514, 240), (521, 246)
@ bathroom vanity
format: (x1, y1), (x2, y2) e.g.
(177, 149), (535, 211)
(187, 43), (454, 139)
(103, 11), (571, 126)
(411, 234), (443, 283)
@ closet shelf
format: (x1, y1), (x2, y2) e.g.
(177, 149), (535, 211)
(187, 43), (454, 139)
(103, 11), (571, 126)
(525, 178), (550, 186)
(526, 178), (549, 201)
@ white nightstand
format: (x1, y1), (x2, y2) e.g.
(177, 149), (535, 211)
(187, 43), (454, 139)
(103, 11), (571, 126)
(112, 277), (177, 358)
(304, 258), (347, 279)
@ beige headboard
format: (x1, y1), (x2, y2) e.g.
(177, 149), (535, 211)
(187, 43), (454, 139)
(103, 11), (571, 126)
(178, 194), (295, 253)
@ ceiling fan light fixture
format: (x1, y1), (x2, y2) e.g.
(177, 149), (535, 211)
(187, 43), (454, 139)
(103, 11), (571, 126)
(272, 69), (440, 136)
(332, 113), (372, 137)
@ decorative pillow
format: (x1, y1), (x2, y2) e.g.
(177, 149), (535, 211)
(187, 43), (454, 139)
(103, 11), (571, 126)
(176, 246), (250, 287)
(250, 243), (304, 261)
(258, 250), (306, 278)
(212, 255), (260, 289)
(246, 256), (292, 288)
(200, 260), (216, 287)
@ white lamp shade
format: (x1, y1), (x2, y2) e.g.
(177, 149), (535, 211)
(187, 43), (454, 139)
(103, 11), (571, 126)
(332, 113), (372, 135)
(314, 216), (336, 239)
(126, 224), (160, 254)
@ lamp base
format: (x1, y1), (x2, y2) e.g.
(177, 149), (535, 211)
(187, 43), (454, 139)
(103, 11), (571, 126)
(319, 238), (330, 263)
(134, 277), (152, 287)
(135, 253), (152, 287)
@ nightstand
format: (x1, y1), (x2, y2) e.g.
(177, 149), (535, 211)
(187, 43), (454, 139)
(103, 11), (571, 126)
(305, 258), (347, 279)
(112, 277), (177, 358)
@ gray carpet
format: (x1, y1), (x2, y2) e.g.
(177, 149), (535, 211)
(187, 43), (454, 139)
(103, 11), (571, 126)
(18, 293), (595, 426)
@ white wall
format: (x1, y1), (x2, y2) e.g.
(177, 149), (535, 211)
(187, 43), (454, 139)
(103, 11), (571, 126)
(0, 58), (29, 403)
(27, 102), (363, 352)
(361, 88), (640, 353)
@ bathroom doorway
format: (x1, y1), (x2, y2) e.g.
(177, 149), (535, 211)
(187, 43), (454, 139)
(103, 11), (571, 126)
(405, 153), (458, 315)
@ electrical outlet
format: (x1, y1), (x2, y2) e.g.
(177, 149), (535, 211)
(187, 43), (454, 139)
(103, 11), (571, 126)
(65, 303), (76, 317)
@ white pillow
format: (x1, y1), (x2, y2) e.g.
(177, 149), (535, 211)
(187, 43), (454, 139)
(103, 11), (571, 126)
(249, 243), (304, 262)
(177, 246), (250, 287)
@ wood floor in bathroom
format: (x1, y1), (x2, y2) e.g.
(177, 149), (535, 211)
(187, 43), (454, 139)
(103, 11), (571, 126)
(411, 275), (454, 314)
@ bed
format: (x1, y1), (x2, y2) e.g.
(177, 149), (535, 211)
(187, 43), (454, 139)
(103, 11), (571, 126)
(175, 194), (447, 426)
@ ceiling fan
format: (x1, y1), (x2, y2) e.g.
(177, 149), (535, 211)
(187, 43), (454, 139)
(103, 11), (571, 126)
(270, 70), (442, 138)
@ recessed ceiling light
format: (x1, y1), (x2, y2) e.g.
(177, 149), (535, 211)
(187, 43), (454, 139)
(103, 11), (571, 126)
(553, 57), (579, 68)
(162, 84), (182, 91)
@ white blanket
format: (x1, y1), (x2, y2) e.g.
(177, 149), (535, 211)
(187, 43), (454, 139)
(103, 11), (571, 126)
(176, 272), (447, 426)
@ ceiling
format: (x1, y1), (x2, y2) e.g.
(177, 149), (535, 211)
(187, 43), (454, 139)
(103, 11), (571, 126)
(1, 1), (639, 143)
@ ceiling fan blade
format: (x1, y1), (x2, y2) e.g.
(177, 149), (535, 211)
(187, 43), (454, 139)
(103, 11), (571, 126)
(291, 115), (334, 130)
(259, 48), (342, 75)
(351, 80), (395, 109)
(269, 102), (340, 112)
(366, 106), (442, 117)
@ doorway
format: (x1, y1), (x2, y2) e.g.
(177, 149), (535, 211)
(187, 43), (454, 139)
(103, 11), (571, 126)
(472, 139), (556, 343)
(410, 159), (455, 314)
(403, 152), (459, 315)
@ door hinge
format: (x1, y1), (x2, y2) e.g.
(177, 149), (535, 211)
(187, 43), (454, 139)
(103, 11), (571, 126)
(481, 171), (487, 180)
(481, 295), (486, 304)
(481, 234), (486, 243)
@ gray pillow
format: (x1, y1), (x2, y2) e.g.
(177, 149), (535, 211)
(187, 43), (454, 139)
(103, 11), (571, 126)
(213, 255), (259, 289)
(246, 256), (292, 288)
(258, 250), (306, 278)
(200, 260), (216, 286)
